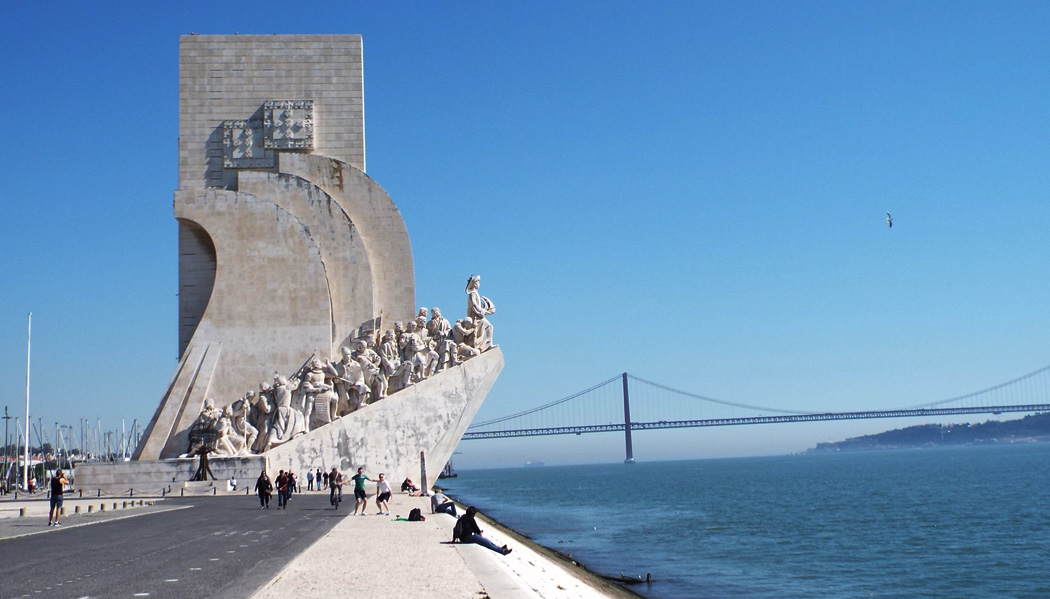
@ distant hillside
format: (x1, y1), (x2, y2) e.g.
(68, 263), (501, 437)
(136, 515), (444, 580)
(807, 412), (1050, 453)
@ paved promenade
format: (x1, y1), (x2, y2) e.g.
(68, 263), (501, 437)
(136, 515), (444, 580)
(251, 493), (632, 599)
(0, 490), (638, 599)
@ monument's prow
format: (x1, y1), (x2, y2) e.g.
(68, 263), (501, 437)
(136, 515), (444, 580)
(78, 35), (501, 495)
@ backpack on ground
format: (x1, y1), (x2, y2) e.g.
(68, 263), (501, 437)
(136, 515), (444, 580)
(408, 507), (425, 522)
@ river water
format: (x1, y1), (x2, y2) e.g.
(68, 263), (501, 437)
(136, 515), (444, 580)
(439, 444), (1050, 599)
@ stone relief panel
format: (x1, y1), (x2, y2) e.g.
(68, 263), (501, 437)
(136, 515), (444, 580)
(222, 119), (274, 169)
(221, 100), (314, 170)
(264, 100), (314, 150)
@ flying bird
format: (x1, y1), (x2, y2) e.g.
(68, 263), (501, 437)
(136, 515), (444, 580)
(886, 212), (893, 228)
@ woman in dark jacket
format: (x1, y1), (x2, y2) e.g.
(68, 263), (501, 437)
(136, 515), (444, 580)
(255, 471), (273, 509)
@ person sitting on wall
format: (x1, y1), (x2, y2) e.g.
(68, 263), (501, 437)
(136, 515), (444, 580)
(453, 506), (511, 555)
(401, 478), (419, 493)
(431, 491), (457, 517)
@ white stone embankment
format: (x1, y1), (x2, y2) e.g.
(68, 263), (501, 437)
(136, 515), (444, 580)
(251, 494), (638, 599)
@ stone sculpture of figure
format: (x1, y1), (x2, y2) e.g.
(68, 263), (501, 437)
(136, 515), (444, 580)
(354, 339), (387, 401)
(414, 315), (430, 345)
(427, 307), (451, 341)
(417, 306), (428, 320)
(300, 358), (337, 431)
(399, 321), (417, 361)
(466, 275), (496, 351)
(180, 398), (222, 458)
(380, 329), (413, 394)
(214, 406), (239, 456)
(263, 376), (307, 451)
(401, 322), (437, 383)
(427, 307), (456, 372)
(452, 318), (481, 362)
(230, 395), (258, 454)
(250, 383), (273, 453)
(327, 346), (370, 415)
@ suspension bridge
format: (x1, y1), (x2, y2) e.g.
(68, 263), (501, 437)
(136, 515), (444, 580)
(462, 366), (1050, 462)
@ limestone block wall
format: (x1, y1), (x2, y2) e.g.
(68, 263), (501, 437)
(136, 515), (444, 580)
(175, 188), (334, 400)
(178, 34), (364, 190)
(279, 154), (415, 326)
(178, 222), (217, 357)
(77, 456), (265, 496)
(237, 170), (375, 347)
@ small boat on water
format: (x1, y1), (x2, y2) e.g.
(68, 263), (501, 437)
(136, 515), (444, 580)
(438, 461), (458, 479)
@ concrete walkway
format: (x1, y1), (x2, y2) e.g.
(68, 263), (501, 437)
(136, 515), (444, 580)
(251, 494), (633, 599)
(0, 492), (639, 599)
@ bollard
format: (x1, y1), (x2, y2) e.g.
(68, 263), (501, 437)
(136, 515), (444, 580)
(138, 500), (143, 506)
(100, 504), (106, 512)
(18, 508), (26, 517)
(61, 507), (66, 516)
(97, 489), (101, 498)
(181, 488), (185, 497)
(122, 501), (127, 508)
(75, 506), (80, 514)
(162, 488), (166, 497)
(213, 487), (217, 496)
(113, 503), (117, 510)
(87, 505), (94, 513)
(130, 489), (134, 498)
(246, 487), (250, 496)
(79, 489), (83, 498)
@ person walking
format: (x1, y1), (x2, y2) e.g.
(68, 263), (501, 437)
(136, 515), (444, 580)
(48, 470), (70, 526)
(329, 467), (343, 509)
(375, 473), (392, 515)
(275, 470), (289, 509)
(306, 469), (315, 491)
(350, 467), (370, 516)
(255, 471), (273, 509)
(322, 470), (329, 490)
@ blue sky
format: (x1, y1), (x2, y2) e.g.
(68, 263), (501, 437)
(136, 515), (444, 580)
(2, 2), (1049, 468)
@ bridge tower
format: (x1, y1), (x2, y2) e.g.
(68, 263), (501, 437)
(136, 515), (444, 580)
(622, 373), (635, 463)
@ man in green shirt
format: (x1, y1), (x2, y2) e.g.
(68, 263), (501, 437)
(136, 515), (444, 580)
(350, 467), (370, 515)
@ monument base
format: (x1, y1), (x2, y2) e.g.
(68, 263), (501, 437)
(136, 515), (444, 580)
(78, 349), (503, 496)
(76, 456), (264, 496)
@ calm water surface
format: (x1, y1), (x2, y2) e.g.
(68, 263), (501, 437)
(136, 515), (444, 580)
(440, 444), (1050, 599)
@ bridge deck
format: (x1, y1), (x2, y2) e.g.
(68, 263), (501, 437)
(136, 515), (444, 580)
(462, 404), (1050, 439)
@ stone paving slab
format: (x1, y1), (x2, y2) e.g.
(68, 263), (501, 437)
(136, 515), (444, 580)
(251, 494), (633, 599)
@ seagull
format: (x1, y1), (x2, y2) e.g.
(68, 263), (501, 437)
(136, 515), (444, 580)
(886, 212), (893, 228)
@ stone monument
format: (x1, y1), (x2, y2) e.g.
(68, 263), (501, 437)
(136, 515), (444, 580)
(78, 35), (503, 494)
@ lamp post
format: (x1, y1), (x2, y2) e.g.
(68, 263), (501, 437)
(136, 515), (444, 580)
(2, 407), (10, 488)
(23, 313), (31, 492)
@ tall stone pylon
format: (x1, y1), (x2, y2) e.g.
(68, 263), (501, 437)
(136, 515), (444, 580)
(136, 35), (419, 461)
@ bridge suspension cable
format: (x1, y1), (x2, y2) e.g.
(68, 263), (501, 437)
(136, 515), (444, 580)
(464, 363), (1050, 445)
(907, 363), (1050, 409)
(468, 375), (622, 428)
(625, 374), (813, 415)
